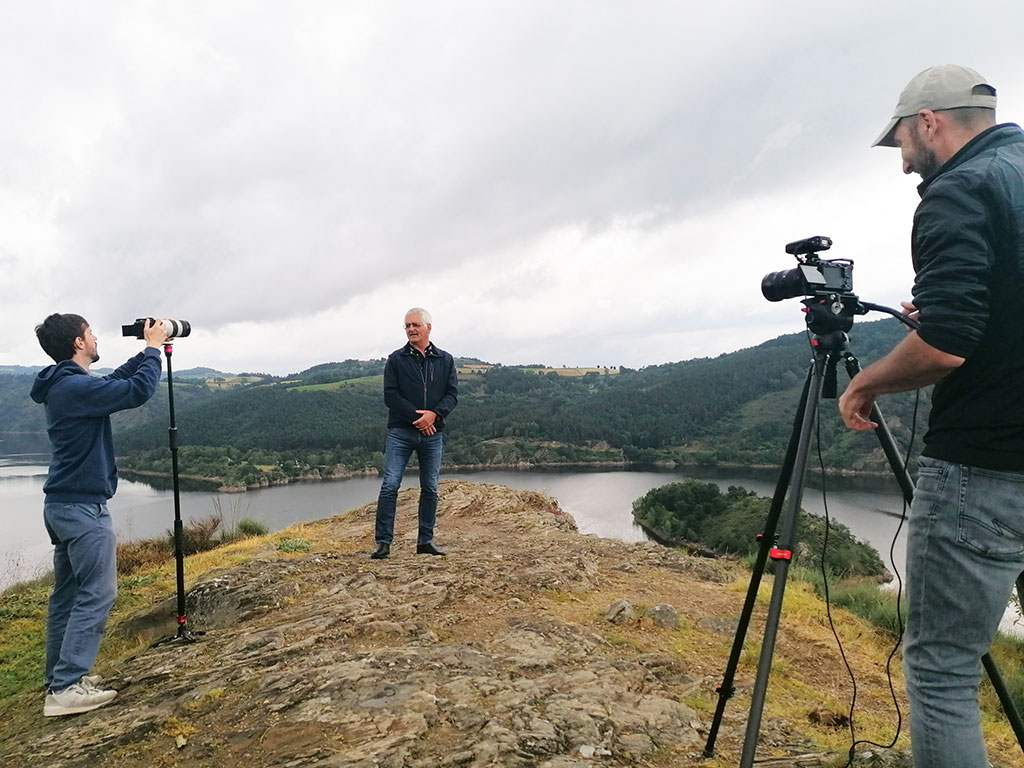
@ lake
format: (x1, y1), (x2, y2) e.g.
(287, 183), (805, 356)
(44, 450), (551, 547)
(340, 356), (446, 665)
(1, 432), (913, 591)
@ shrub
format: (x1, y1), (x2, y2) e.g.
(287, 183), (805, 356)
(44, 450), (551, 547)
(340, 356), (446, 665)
(236, 518), (270, 537)
(826, 579), (906, 638)
(276, 538), (311, 553)
(117, 514), (253, 575)
(117, 537), (172, 575)
(170, 515), (223, 556)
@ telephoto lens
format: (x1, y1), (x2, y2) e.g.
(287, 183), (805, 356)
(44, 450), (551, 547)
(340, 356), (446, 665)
(162, 320), (191, 339)
(121, 318), (192, 339)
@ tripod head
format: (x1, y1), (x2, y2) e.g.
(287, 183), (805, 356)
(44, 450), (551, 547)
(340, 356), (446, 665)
(802, 290), (860, 337)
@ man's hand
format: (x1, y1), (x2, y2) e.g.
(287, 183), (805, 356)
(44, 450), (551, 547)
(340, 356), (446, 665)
(143, 319), (169, 349)
(838, 384), (879, 431)
(413, 410), (437, 435)
(901, 301), (921, 329)
(837, 331), (964, 432)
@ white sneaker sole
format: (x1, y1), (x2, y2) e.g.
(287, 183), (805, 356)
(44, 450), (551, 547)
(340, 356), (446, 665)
(43, 691), (117, 717)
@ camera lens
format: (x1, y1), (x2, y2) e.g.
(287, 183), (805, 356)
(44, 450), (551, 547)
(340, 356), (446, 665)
(761, 268), (806, 302)
(164, 320), (191, 338)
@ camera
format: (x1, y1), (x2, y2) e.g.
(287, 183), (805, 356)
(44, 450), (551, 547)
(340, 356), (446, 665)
(761, 236), (854, 302)
(121, 318), (192, 339)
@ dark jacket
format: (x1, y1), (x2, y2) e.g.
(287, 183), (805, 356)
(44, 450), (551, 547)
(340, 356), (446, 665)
(30, 349), (162, 502)
(383, 342), (458, 430)
(910, 123), (1024, 469)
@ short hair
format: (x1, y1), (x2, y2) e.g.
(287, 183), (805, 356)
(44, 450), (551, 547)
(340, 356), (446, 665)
(943, 105), (997, 130)
(903, 105), (996, 132)
(35, 313), (88, 363)
(405, 307), (432, 325)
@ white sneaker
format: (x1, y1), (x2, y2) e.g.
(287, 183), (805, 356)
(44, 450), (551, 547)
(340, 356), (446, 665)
(43, 682), (118, 717)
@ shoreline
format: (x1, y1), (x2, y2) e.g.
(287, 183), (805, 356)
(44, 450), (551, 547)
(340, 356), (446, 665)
(117, 459), (907, 494)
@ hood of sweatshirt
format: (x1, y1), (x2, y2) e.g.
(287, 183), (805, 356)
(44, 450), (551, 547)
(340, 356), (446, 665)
(30, 361), (87, 403)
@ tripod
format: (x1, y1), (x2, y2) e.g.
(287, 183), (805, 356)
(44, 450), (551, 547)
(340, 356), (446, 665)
(702, 295), (1024, 765)
(153, 342), (200, 646)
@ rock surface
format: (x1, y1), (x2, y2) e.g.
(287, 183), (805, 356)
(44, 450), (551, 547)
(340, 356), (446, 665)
(1, 480), (924, 767)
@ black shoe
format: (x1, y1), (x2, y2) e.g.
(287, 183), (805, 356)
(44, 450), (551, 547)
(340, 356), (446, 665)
(416, 542), (447, 556)
(371, 543), (390, 559)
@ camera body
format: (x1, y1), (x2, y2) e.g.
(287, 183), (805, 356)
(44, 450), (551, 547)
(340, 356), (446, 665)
(761, 236), (862, 336)
(121, 318), (192, 339)
(761, 236), (853, 303)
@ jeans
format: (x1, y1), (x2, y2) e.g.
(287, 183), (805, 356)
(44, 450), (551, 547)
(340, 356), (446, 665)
(374, 427), (444, 546)
(904, 457), (1024, 768)
(42, 501), (118, 693)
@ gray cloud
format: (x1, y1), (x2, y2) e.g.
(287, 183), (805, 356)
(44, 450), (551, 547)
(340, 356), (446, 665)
(3, 1), (1023, 372)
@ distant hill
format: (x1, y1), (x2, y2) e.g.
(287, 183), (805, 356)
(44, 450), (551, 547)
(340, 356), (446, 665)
(176, 367), (234, 378)
(108, 318), (930, 487)
(0, 371), (220, 435)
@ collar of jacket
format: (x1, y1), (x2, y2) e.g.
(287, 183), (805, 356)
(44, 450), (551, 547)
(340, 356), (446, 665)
(918, 122), (1024, 195)
(403, 342), (440, 358)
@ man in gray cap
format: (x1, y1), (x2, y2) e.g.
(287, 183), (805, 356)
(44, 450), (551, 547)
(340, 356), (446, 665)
(839, 65), (1024, 768)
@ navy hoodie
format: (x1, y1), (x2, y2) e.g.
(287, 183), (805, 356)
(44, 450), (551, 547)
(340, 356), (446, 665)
(30, 348), (162, 503)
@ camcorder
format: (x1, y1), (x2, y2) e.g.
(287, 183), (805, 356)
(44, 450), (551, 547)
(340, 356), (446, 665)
(121, 318), (192, 339)
(761, 236), (853, 302)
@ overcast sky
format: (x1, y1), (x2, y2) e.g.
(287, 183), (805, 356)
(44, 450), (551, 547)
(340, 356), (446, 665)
(3, 1), (1023, 375)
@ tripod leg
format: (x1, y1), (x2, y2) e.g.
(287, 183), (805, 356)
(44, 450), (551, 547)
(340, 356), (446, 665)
(702, 368), (813, 757)
(843, 355), (914, 504)
(989, 573), (1024, 749)
(152, 344), (199, 647)
(739, 351), (830, 768)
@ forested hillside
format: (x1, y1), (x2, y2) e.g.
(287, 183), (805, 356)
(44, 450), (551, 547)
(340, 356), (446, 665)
(0, 373), (219, 434)
(3, 320), (929, 487)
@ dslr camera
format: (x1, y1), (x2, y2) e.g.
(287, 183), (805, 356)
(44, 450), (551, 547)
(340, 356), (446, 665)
(121, 318), (192, 339)
(761, 236), (853, 302)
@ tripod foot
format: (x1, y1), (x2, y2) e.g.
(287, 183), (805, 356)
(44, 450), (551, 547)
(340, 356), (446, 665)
(151, 628), (204, 648)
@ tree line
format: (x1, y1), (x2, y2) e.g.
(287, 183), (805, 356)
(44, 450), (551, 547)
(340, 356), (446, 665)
(2, 320), (930, 486)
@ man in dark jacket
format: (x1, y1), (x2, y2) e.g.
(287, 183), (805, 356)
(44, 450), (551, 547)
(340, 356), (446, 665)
(371, 307), (458, 559)
(839, 65), (1024, 768)
(31, 314), (166, 717)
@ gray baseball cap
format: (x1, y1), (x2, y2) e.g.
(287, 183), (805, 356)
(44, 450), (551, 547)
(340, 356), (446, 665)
(873, 64), (997, 147)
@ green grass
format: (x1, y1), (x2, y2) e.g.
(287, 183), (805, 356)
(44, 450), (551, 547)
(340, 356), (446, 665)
(983, 633), (1024, 715)
(237, 518), (270, 537)
(782, 564), (1024, 723)
(276, 538), (312, 552)
(288, 375), (382, 392)
(0, 575), (51, 700)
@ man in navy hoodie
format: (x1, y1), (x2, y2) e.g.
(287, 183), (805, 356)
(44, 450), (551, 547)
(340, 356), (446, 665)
(30, 314), (166, 717)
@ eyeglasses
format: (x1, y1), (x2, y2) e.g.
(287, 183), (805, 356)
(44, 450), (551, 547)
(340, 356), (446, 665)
(404, 322), (424, 329)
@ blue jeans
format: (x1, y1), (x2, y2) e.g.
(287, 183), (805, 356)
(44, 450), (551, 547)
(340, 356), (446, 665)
(43, 501), (118, 693)
(904, 457), (1024, 768)
(374, 427), (444, 545)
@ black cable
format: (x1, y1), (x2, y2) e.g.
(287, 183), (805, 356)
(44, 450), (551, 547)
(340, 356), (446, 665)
(814, 400), (860, 751)
(838, 389), (921, 766)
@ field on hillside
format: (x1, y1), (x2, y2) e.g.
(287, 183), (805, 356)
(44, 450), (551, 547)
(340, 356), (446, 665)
(459, 364), (619, 377)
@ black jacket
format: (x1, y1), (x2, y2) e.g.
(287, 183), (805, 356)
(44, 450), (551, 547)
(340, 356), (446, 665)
(911, 123), (1024, 469)
(383, 342), (458, 430)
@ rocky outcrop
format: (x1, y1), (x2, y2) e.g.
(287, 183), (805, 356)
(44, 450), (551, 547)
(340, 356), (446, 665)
(2, 481), (920, 768)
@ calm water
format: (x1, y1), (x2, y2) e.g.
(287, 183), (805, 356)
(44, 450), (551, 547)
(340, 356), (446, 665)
(0, 432), (912, 589)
